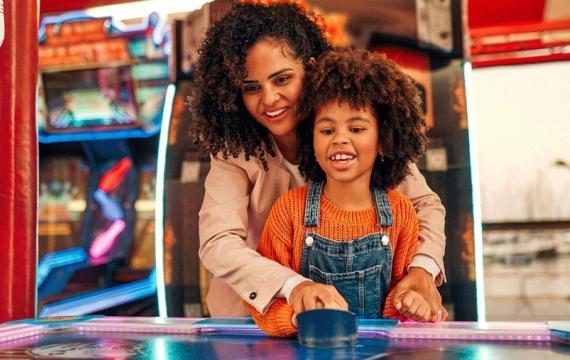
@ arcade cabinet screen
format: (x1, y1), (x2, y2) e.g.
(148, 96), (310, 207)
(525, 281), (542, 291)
(42, 66), (140, 132)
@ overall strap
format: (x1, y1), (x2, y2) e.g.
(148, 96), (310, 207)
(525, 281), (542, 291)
(372, 186), (393, 227)
(303, 181), (324, 227)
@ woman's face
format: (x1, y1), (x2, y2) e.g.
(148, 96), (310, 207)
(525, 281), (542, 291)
(241, 39), (305, 138)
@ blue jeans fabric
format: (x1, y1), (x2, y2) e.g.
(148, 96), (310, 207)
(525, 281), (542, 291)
(299, 182), (394, 318)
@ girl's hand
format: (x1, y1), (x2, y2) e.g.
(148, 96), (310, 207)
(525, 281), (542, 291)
(393, 267), (448, 322)
(289, 281), (349, 316)
(393, 289), (432, 322)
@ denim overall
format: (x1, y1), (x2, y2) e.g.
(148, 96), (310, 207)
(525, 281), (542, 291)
(299, 181), (394, 318)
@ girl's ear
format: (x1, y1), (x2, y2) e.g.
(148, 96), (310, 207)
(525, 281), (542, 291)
(308, 57), (317, 66)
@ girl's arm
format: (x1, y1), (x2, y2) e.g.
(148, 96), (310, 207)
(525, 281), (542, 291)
(396, 162), (446, 283)
(199, 156), (300, 315)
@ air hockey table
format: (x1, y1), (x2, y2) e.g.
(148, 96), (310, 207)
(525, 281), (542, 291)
(1, 316), (569, 359)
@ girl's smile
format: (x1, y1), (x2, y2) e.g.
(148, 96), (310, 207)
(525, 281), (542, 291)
(328, 151), (358, 171)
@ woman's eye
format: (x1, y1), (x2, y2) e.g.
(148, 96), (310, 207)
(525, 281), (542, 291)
(275, 75), (290, 85)
(319, 128), (334, 135)
(242, 85), (259, 94)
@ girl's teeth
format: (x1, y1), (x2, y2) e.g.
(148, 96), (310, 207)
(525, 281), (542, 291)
(330, 154), (355, 161)
(266, 109), (286, 117)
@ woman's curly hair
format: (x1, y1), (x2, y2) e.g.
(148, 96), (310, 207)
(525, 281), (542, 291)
(298, 49), (427, 190)
(190, 2), (331, 169)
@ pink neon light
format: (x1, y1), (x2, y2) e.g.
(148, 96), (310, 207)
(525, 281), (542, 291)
(98, 157), (132, 193)
(89, 219), (126, 258)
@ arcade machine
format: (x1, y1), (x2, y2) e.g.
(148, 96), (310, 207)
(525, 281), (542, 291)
(159, 0), (480, 321)
(36, 11), (173, 317)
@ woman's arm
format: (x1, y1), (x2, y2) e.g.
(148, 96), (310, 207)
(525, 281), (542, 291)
(199, 156), (299, 314)
(395, 163), (447, 321)
(396, 163), (446, 283)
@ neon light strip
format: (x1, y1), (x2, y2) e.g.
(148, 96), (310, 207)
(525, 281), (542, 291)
(463, 62), (486, 321)
(155, 84), (175, 317)
(89, 219), (126, 258)
(93, 189), (124, 221)
(39, 270), (156, 317)
(85, 1), (212, 22)
(98, 157), (132, 193)
(38, 127), (160, 144)
(37, 248), (88, 287)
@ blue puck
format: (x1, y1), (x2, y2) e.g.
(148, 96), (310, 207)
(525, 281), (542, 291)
(297, 309), (358, 348)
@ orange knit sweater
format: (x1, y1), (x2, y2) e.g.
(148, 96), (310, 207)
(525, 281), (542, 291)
(248, 186), (418, 337)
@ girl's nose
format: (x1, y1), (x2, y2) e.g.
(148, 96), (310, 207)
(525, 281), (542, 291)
(332, 133), (350, 145)
(261, 87), (279, 107)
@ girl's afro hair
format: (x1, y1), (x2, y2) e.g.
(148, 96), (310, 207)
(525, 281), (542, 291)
(298, 49), (427, 189)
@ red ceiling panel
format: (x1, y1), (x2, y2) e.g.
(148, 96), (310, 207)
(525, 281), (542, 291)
(40, 0), (138, 15)
(42, 0), (552, 30)
(468, 0), (546, 29)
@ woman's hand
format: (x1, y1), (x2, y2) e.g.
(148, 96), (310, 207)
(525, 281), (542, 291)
(393, 267), (448, 322)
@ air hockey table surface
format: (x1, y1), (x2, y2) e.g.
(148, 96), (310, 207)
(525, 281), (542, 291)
(1, 316), (569, 359)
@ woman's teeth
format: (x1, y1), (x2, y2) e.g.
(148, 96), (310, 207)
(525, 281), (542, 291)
(265, 108), (286, 117)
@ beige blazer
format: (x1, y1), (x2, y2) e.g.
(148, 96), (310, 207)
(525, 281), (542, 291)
(199, 146), (446, 316)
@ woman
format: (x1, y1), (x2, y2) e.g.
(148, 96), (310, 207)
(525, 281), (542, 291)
(191, 2), (447, 322)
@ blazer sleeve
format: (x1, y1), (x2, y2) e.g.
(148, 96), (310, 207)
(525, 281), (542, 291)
(396, 162), (446, 284)
(383, 196), (419, 320)
(249, 194), (298, 337)
(199, 155), (300, 314)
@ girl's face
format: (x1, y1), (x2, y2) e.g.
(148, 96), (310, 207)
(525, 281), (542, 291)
(241, 39), (305, 138)
(313, 100), (380, 186)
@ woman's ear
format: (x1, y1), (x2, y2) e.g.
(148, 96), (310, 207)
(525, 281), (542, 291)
(378, 145), (384, 157)
(378, 146), (385, 162)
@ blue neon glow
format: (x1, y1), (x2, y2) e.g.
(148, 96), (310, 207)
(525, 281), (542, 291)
(155, 84), (175, 317)
(37, 248), (88, 287)
(38, 126), (161, 144)
(40, 270), (156, 317)
(463, 62), (486, 321)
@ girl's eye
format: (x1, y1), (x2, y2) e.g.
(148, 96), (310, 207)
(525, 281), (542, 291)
(242, 85), (259, 94)
(351, 127), (366, 133)
(275, 75), (291, 85)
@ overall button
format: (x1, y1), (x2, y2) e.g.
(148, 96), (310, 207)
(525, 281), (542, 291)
(249, 292), (257, 300)
(305, 236), (314, 247)
(381, 235), (390, 246)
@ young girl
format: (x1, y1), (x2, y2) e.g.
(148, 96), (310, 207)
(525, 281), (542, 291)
(249, 49), (430, 337)
(192, 2), (447, 321)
